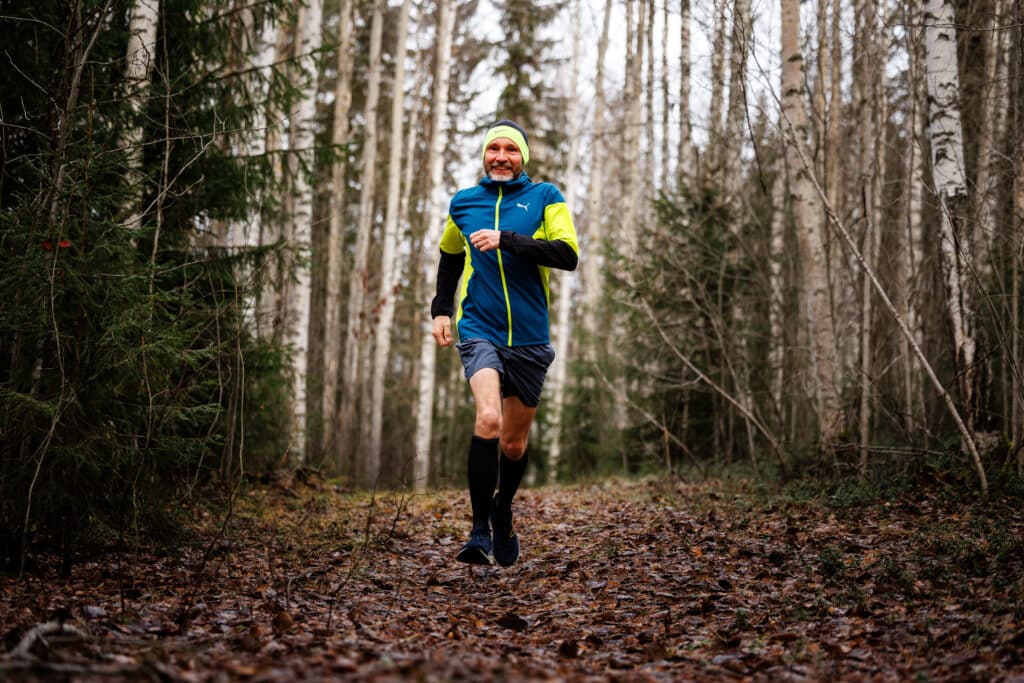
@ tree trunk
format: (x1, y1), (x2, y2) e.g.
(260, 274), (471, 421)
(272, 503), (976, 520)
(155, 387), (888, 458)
(367, 0), (412, 484)
(122, 0), (159, 229)
(723, 0), (754, 458)
(339, 0), (384, 482)
(769, 156), (786, 417)
(661, 0), (670, 182)
(707, 0), (728, 169)
(581, 0), (613, 342)
(621, 0), (644, 262)
(615, 0), (646, 466)
(1013, 11), (1023, 470)
(546, 0), (582, 482)
(645, 0), (655, 191)
(781, 0), (842, 447)
(677, 0), (692, 181)
(897, 0), (927, 438)
(321, 0), (355, 460)
(285, 0), (324, 462)
(857, 0), (886, 477)
(413, 0), (455, 492)
(971, 0), (1004, 280)
(256, 19), (295, 343)
(924, 0), (977, 436)
(723, 0), (751, 192)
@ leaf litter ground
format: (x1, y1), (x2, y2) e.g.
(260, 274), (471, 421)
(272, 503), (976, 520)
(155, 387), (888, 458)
(2, 476), (1023, 681)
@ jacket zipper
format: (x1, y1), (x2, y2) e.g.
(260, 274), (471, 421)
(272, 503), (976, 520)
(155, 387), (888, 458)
(494, 187), (513, 346)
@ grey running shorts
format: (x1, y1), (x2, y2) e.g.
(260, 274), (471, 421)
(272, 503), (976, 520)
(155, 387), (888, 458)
(456, 338), (556, 408)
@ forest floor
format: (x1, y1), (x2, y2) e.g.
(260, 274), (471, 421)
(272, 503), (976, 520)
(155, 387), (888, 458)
(1, 473), (1023, 682)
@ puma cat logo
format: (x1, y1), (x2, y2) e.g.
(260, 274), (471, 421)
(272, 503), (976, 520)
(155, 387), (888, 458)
(516, 202), (530, 211)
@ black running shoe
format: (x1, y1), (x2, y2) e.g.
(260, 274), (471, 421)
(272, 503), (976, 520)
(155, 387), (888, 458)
(455, 525), (492, 565)
(490, 494), (520, 567)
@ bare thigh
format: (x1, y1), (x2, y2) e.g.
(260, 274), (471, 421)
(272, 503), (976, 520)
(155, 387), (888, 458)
(468, 368), (503, 438)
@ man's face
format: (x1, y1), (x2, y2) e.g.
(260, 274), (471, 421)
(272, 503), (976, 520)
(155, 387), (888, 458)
(484, 138), (523, 181)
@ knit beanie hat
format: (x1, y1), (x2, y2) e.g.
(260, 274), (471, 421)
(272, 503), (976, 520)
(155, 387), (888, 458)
(482, 119), (530, 165)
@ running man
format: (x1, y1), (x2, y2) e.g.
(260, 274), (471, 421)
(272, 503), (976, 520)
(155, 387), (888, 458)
(430, 119), (580, 566)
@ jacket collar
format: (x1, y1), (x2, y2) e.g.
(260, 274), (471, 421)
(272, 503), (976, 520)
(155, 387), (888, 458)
(479, 172), (531, 192)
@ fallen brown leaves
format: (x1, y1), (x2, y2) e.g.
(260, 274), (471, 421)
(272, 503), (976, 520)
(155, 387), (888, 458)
(1, 477), (1022, 681)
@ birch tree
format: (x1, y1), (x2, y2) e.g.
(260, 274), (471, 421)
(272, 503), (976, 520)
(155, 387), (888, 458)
(896, 0), (927, 436)
(279, 0), (323, 461)
(545, 0), (582, 480)
(368, 0), (412, 480)
(122, 0), (159, 229)
(661, 0), (670, 181)
(780, 0), (841, 446)
(413, 0), (455, 491)
(924, 0), (977, 432)
(722, 0), (751, 192)
(339, 0), (384, 478)
(321, 0), (355, 457)
(677, 0), (693, 181)
(1013, 31), (1023, 466)
(581, 0), (613, 341)
(972, 0), (1005, 279)
(707, 0), (728, 165)
(856, 0), (887, 474)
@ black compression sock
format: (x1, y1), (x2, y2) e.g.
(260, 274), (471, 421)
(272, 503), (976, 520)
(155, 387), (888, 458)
(496, 450), (528, 511)
(467, 436), (499, 529)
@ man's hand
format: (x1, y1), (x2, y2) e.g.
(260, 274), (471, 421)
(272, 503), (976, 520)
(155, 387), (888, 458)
(432, 315), (453, 347)
(469, 229), (501, 252)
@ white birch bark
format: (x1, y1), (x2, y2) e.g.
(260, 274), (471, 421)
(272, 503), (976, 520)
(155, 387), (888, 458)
(284, 0), (324, 462)
(620, 0), (644, 262)
(339, 0), (384, 479)
(781, 0), (841, 444)
(707, 0), (728, 165)
(614, 0), (645, 453)
(122, 0), (159, 229)
(924, 0), (976, 430)
(581, 0), (613, 341)
(722, 0), (751, 193)
(858, 0), (886, 474)
(645, 0), (655, 192)
(545, 0), (582, 482)
(769, 157), (786, 411)
(322, 0), (355, 456)
(413, 0), (455, 492)
(723, 0), (754, 456)
(898, 0), (926, 435)
(971, 0), (1004, 279)
(256, 21), (295, 342)
(368, 0), (412, 481)
(677, 0), (693, 181)
(661, 0), (670, 182)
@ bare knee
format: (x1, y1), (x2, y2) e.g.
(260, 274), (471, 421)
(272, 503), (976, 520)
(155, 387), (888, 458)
(475, 406), (502, 439)
(501, 437), (527, 460)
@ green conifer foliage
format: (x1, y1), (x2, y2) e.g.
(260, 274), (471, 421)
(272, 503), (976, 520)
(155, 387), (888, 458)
(0, 0), (303, 573)
(489, 0), (566, 181)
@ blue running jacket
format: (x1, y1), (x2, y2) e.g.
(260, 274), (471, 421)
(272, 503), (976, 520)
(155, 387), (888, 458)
(431, 173), (580, 347)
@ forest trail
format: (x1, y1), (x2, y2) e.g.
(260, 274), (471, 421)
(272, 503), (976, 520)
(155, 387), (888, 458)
(2, 476), (1022, 681)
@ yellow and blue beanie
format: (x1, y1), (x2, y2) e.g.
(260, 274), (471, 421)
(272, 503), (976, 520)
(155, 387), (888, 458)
(482, 119), (530, 165)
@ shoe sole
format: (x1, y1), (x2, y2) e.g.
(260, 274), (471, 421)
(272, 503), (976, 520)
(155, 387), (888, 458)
(456, 546), (491, 565)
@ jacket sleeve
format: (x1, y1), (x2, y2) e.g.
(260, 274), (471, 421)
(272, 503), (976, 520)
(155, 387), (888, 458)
(431, 215), (466, 318)
(499, 231), (579, 270)
(500, 192), (580, 270)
